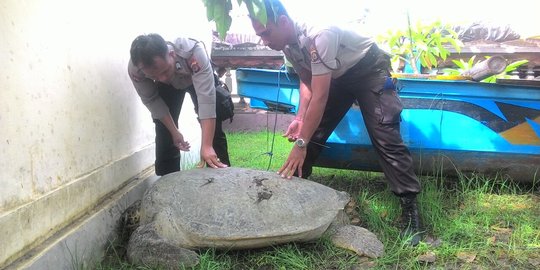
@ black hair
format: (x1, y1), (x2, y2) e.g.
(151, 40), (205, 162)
(130, 33), (168, 68)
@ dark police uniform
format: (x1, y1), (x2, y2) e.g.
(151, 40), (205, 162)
(128, 37), (229, 176)
(284, 23), (420, 195)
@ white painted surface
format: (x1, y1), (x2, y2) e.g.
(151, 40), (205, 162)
(0, 0), (212, 266)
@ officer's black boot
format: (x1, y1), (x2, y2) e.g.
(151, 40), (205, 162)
(399, 194), (423, 246)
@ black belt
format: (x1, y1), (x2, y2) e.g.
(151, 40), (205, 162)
(354, 44), (380, 69)
(340, 44), (385, 79)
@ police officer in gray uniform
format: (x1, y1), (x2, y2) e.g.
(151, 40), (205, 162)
(128, 34), (229, 176)
(250, 0), (423, 245)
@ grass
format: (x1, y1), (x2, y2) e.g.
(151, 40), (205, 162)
(98, 131), (540, 270)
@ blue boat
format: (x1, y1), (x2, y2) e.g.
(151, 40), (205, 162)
(235, 68), (540, 183)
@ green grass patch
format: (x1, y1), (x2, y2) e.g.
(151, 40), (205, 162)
(98, 131), (540, 270)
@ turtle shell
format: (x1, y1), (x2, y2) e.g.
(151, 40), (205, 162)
(139, 167), (350, 249)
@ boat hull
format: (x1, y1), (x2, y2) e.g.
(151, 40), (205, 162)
(236, 68), (540, 182)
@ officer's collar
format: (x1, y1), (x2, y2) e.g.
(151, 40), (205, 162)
(294, 22), (309, 48)
(165, 43), (184, 73)
(285, 22), (309, 52)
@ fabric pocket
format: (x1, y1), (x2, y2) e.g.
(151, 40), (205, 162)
(376, 77), (403, 125)
(215, 84), (234, 122)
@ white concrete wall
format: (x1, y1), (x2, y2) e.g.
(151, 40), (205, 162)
(0, 0), (212, 267)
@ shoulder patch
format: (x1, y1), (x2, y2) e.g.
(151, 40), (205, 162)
(310, 43), (320, 63)
(190, 58), (200, 73)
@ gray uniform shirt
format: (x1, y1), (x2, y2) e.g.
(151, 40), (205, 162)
(283, 23), (374, 81)
(127, 37), (216, 120)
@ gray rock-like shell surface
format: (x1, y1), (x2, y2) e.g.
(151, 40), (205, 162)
(139, 167), (350, 249)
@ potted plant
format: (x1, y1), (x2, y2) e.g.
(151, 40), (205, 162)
(444, 56), (529, 82)
(376, 19), (463, 74)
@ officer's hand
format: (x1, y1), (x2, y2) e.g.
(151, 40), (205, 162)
(172, 132), (190, 151)
(283, 118), (303, 142)
(278, 146), (306, 179)
(198, 146), (228, 169)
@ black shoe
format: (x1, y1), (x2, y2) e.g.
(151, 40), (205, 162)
(399, 195), (424, 246)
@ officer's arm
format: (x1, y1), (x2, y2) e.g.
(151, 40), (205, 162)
(128, 60), (188, 150)
(295, 81), (312, 121)
(298, 73), (332, 143)
(191, 48), (216, 149)
(127, 60), (169, 120)
(190, 43), (216, 120)
(298, 30), (338, 142)
(188, 43), (226, 167)
(199, 118), (216, 153)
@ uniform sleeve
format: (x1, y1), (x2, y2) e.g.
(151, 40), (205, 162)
(310, 30), (340, 75)
(127, 60), (169, 120)
(283, 51), (312, 85)
(190, 43), (216, 120)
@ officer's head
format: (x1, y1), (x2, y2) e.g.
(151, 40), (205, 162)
(130, 33), (176, 83)
(250, 0), (294, 51)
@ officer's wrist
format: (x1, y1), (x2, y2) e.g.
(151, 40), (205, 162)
(295, 138), (307, 148)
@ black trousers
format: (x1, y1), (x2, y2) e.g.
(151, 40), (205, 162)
(301, 46), (421, 195)
(154, 83), (230, 176)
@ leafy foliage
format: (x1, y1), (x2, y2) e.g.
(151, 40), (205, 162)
(482, 59), (529, 83)
(444, 56), (529, 83)
(444, 55), (478, 75)
(201, 0), (268, 40)
(377, 20), (463, 74)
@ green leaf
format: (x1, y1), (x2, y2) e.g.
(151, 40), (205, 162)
(451, 59), (463, 68)
(467, 55), (477, 68)
(428, 53), (438, 68)
(216, 14), (232, 39)
(209, 0), (233, 39)
(506, 59), (529, 71)
(243, 0), (267, 25)
(243, 0), (255, 15)
(203, 0), (215, 21)
(443, 68), (461, 75)
(203, 0), (264, 40)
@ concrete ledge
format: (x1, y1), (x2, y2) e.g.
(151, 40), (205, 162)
(4, 168), (159, 270)
(0, 145), (155, 269)
(223, 112), (294, 133)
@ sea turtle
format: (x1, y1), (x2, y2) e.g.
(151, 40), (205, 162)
(124, 167), (383, 268)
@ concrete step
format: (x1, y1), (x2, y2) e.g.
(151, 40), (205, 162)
(223, 107), (294, 133)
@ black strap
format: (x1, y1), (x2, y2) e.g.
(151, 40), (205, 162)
(311, 35), (341, 71)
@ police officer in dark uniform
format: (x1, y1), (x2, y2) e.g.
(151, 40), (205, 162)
(128, 34), (230, 176)
(250, 0), (424, 245)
